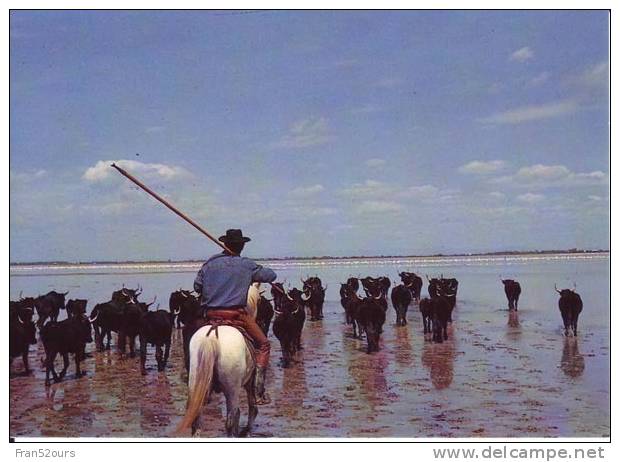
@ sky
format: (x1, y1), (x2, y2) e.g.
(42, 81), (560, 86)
(9, 10), (610, 262)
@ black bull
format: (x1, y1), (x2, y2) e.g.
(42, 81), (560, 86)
(10, 301), (37, 374)
(501, 279), (522, 311)
(271, 284), (305, 368)
(390, 284), (412, 326)
(34, 291), (69, 328)
(556, 286), (583, 336)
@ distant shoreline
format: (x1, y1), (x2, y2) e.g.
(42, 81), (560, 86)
(9, 249), (610, 267)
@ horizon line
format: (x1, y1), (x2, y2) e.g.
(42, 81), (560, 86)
(8, 248), (610, 267)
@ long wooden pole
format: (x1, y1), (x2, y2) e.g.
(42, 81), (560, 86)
(110, 163), (285, 295)
(110, 163), (235, 255)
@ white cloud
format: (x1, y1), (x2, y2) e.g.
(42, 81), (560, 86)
(374, 77), (404, 88)
(478, 99), (578, 125)
(458, 160), (506, 175)
(577, 60), (608, 88)
(530, 71), (550, 86)
(340, 180), (446, 204)
(82, 159), (191, 182)
(290, 184), (325, 197)
(286, 205), (337, 217)
(365, 158), (386, 168)
(273, 117), (332, 149)
(340, 179), (392, 198)
(489, 163), (608, 189)
(516, 193), (545, 203)
(515, 164), (571, 182)
(355, 200), (404, 215)
(145, 125), (166, 133)
(489, 192), (506, 200)
(398, 185), (439, 199)
(510, 47), (534, 62)
(10, 169), (47, 183)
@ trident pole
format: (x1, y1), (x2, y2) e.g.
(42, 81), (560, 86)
(110, 163), (285, 295)
(110, 163), (235, 255)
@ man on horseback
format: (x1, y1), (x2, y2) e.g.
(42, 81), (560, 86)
(194, 228), (277, 405)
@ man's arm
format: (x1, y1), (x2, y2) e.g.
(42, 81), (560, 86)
(250, 261), (277, 283)
(194, 266), (204, 294)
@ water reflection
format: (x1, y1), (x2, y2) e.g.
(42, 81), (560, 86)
(505, 310), (522, 343)
(347, 351), (388, 409)
(41, 378), (94, 437)
(394, 326), (413, 367)
(274, 358), (308, 422)
(421, 341), (455, 390)
(140, 372), (174, 433)
(560, 338), (585, 378)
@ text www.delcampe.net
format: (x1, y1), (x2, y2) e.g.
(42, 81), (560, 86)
(433, 446), (606, 461)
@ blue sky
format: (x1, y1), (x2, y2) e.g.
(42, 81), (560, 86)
(10, 11), (609, 262)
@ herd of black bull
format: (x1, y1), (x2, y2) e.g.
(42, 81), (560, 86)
(9, 274), (584, 385)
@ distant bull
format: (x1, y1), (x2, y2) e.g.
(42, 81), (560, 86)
(501, 279), (521, 311)
(556, 284), (583, 336)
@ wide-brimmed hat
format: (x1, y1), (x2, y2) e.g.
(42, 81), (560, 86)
(218, 229), (251, 244)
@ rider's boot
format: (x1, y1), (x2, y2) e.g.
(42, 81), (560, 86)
(255, 365), (271, 405)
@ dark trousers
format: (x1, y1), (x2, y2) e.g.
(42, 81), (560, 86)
(206, 308), (270, 367)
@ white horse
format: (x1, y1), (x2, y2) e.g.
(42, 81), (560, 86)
(174, 283), (262, 437)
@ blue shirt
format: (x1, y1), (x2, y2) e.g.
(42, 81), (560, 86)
(194, 252), (277, 309)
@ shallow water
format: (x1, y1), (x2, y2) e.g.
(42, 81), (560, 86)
(9, 254), (610, 438)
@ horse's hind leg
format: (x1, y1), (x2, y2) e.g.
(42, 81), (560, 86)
(242, 377), (258, 436)
(224, 391), (241, 437)
(191, 414), (201, 437)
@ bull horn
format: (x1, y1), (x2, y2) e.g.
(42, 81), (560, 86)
(285, 292), (294, 302)
(89, 312), (99, 323)
(17, 313), (26, 324)
(573, 282), (577, 290)
(18, 291), (23, 300)
(301, 291), (310, 301)
(425, 274), (430, 282)
(554, 284), (561, 294)
(62, 291), (69, 296)
(147, 295), (157, 306)
(173, 307), (181, 315)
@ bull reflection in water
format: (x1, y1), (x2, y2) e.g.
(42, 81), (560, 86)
(560, 338), (585, 378)
(505, 310), (522, 342)
(274, 357), (308, 425)
(421, 340), (455, 390)
(140, 373), (175, 435)
(42, 379), (94, 437)
(394, 326), (413, 367)
(348, 352), (388, 411)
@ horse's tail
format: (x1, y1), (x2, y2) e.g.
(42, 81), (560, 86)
(174, 334), (217, 436)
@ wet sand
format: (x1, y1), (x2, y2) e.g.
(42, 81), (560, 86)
(9, 300), (609, 438)
(10, 255), (610, 438)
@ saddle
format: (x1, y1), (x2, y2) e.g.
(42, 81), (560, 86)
(203, 319), (257, 394)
